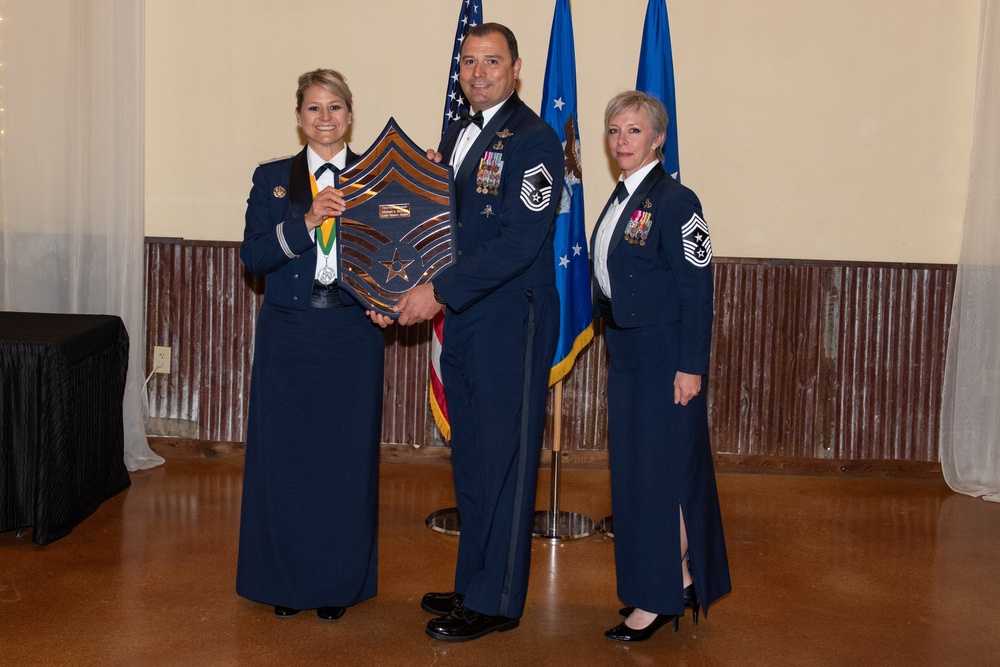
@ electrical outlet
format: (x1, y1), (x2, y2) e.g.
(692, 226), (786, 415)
(153, 346), (172, 374)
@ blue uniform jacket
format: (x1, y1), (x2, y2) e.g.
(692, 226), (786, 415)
(432, 93), (565, 312)
(240, 146), (359, 309)
(590, 163), (714, 376)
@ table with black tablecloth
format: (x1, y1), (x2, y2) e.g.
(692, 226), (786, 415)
(0, 312), (131, 544)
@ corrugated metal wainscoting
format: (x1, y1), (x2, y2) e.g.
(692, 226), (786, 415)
(145, 240), (954, 462)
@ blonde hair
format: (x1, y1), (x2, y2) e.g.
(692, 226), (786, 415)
(296, 69), (353, 113)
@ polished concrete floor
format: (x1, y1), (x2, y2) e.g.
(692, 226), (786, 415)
(2, 454), (999, 666)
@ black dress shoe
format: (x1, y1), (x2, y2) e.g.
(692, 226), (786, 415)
(420, 591), (464, 615)
(274, 606), (301, 618)
(619, 584), (700, 624)
(604, 614), (678, 642)
(426, 607), (520, 642)
(316, 606), (346, 622)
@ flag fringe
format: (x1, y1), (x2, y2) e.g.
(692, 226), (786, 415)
(548, 323), (594, 387)
(430, 386), (451, 441)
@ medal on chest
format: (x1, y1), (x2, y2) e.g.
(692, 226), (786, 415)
(310, 172), (337, 284)
(476, 151), (504, 195)
(624, 210), (654, 246)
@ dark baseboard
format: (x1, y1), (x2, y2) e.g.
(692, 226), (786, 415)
(147, 438), (942, 479)
(148, 437), (245, 459)
(711, 453), (942, 478)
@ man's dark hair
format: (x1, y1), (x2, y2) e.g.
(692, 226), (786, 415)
(466, 22), (519, 62)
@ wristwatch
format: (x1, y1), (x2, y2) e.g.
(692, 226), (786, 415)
(433, 288), (446, 306)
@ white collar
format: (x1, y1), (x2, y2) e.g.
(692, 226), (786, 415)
(306, 145), (348, 174)
(620, 159), (660, 196)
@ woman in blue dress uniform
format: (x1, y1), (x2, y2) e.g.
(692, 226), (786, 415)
(236, 69), (387, 622)
(591, 91), (731, 642)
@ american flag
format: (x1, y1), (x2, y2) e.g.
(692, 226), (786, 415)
(441, 0), (482, 132)
(430, 0), (483, 441)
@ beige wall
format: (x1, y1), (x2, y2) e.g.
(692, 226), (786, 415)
(145, 0), (979, 263)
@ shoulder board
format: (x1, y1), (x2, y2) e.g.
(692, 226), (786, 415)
(259, 154), (294, 165)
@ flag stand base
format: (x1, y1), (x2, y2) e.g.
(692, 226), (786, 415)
(531, 444), (597, 541)
(598, 514), (614, 538)
(425, 507), (461, 535)
(532, 509), (597, 541)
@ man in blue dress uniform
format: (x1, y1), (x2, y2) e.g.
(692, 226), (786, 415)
(394, 22), (564, 642)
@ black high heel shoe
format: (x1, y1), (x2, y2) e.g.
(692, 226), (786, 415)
(604, 613), (678, 642)
(683, 584), (701, 627)
(618, 584), (701, 627)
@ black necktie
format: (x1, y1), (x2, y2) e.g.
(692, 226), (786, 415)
(314, 163), (338, 179)
(613, 181), (629, 205)
(459, 109), (484, 129)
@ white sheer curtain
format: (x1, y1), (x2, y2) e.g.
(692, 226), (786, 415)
(941, 0), (1000, 502)
(0, 0), (162, 471)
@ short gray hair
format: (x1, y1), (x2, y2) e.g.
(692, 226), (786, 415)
(604, 90), (669, 161)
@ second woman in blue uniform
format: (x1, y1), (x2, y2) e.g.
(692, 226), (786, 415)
(591, 90), (731, 642)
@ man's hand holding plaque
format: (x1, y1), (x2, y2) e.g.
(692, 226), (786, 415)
(394, 283), (443, 326)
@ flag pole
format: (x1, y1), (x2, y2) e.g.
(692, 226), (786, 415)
(550, 381), (563, 512)
(424, 0), (484, 536)
(530, 0), (596, 540)
(532, 380), (597, 540)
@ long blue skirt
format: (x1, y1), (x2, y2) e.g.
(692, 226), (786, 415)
(605, 320), (731, 617)
(236, 299), (384, 609)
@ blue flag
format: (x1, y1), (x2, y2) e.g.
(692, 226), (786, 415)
(541, 0), (593, 385)
(636, 0), (681, 181)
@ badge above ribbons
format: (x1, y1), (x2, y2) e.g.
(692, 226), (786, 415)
(336, 118), (457, 317)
